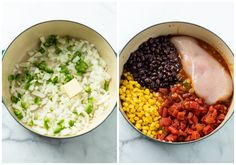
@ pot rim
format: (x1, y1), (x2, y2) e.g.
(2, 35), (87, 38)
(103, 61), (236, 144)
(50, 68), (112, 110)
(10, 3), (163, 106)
(2, 19), (117, 139)
(119, 21), (234, 144)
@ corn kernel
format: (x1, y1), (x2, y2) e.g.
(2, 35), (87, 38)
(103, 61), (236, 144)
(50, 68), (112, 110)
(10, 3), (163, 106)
(120, 72), (162, 138)
(142, 130), (147, 135)
(144, 89), (150, 95)
(158, 130), (163, 134)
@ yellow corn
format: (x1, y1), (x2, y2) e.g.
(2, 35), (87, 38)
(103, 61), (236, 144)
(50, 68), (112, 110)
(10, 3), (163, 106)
(119, 72), (162, 138)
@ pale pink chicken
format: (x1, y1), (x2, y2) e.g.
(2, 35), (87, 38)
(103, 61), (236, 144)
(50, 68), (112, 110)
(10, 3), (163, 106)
(171, 36), (233, 105)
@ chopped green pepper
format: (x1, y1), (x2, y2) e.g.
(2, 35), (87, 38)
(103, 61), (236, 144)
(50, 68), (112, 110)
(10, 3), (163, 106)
(74, 51), (82, 57)
(65, 74), (74, 82)
(57, 119), (64, 125)
(15, 74), (21, 80)
(44, 35), (57, 47)
(59, 65), (73, 82)
(60, 65), (69, 74)
(8, 75), (15, 82)
(34, 61), (54, 74)
(33, 61), (45, 70)
(24, 83), (30, 90)
(67, 45), (73, 51)
(68, 120), (75, 127)
(44, 117), (50, 130)
(11, 96), (20, 103)
(55, 46), (62, 54)
(21, 102), (28, 110)
(54, 124), (64, 134)
(75, 59), (88, 75)
(104, 80), (110, 91)
(48, 76), (58, 84)
(85, 104), (93, 114)
(17, 93), (22, 98)
(85, 85), (91, 94)
(88, 97), (94, 103)
(29, 120), (34, 127)
(48, 95), (53, 101)
(73, 110), (79, 116)
(53, 119), (65, 134)
(8, 74), (21, 82)
(50, 107), (54, 112)
(85, 97), (94, 114)
(183, 79), (191, 90)
(14, 110), (23, 120)
(23, 70), (35, 83)
(39, 47), (45, 54)
(44, 67), (54, 73)
(34, 96), (42, 105)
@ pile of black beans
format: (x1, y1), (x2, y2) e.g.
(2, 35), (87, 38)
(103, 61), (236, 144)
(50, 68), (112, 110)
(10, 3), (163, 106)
(124, 35), (182, 91)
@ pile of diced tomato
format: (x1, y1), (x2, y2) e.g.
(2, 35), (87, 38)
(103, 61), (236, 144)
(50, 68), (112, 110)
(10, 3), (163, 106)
(156, 83), (229, 142)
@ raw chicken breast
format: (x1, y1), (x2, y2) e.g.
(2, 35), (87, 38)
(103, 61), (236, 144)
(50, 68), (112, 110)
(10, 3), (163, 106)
(171, 36), (233, 105)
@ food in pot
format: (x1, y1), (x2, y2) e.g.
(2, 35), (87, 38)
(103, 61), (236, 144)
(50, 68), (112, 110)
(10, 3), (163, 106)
(120, 35), (233, 142)
(171, 36), (233, 104)
(120, 72), (161, 138)
(8, 35), (111, 137)
(156, 79), (230, 142)
(124, 36), (182, 91)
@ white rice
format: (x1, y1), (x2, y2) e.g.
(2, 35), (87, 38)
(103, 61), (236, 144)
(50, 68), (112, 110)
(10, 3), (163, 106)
(9, 35), (111, 137)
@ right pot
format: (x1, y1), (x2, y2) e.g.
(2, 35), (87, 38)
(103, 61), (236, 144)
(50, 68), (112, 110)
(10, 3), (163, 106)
(119, 22), (234, 144)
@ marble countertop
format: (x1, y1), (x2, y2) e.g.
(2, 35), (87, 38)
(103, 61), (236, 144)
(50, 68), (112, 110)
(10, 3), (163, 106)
(118, 1), (234, 163)
(3, 104), (117, 163)
(2, 1), (117, 163)
(119, 114), (234, 163)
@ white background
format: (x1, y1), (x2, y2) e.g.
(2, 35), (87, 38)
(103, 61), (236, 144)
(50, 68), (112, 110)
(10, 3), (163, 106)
(118, 0), (234, 163)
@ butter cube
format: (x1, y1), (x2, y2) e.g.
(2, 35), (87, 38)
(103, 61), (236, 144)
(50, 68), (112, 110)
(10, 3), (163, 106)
(63, 78), (82, 98)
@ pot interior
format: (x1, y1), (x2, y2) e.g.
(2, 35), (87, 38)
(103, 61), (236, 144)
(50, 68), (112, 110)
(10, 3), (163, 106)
(2, 20), (117, 137)
(119, 22), (234, 143)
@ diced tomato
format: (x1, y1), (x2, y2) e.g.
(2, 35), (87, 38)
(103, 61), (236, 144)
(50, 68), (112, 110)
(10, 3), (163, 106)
(195, 123), (204, 132)
(178, 129), (187, 136)
(159, 118), (172, 127)
(202, 125), (213, 135)
(155, 80), (229, 143)
(162, 107), (168, 117)
(165, 134), (177, 142)
(156, 133), (165, 140)
(177, 111), (186, 120)
(162, 98), (172, 107)
(172, 119), (180, 128)
(186, 128), (194, 135)
(187, 112), (193, 119)
(190, 131), (200, 140)
(204, 106), (217, 124)
(172, 108), (179, 117)
(199, 106), (208, 115)
(189, 101), (199, 110)
(192, 115), (198, 124)
(159, 88), (169, 95)
(217, 114), (225, 122)
(195, 98), (204, 105)
(179, 121), (187, 130)
(185, 135), (191, 141)
(168, 126), (179, 134)
(204, 115), (215, 124)
(191, 124), (196, 130)
(170, 86), (178, 93)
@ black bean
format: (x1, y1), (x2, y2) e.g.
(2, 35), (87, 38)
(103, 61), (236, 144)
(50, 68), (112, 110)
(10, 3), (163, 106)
(124, 35), (182, 91)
